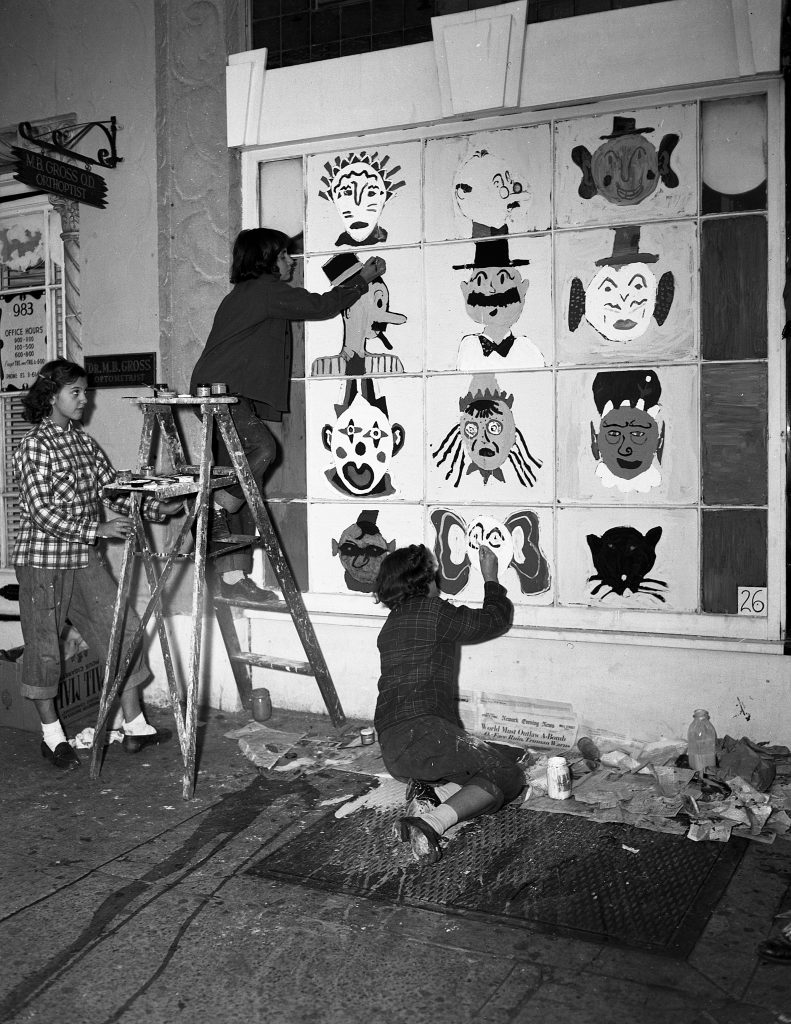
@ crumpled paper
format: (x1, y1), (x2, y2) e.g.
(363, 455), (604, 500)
(70, 726), (124, 749)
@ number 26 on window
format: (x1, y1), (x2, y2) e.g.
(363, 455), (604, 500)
(737, 587), (767, 616)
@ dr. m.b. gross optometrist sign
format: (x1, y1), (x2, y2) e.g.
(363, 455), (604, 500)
(12, 147), (108, 209)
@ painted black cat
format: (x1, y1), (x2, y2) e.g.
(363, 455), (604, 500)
(586, 525), (668, 602)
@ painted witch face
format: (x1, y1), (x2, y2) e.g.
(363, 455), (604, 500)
(584, 263), (658, 342)
(460, 396), (517, 476)
(453, 150), (529, 230)
(596, 407), (660, 480)
(461, 267), (528, 333)
(322, 384), (405, 496)
(330, 162), (387, 243)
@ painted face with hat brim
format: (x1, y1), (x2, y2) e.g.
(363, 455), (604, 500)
(456, 239), (531, 338)
(583, 225), (661, 343)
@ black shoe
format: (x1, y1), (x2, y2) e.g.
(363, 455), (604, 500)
(398, 816), (442, 865)
(40, 740), (80, 771)
(404, 779), (440, 816)
(757, 938), (791, 963)
(221, 577), (277, 603)
(122, 727), (173, 754)
(210, 507), (232, 544)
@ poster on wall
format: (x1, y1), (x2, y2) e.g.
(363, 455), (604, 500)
(554, 220), (696, 365)
(425, 234), (552, 371)
(556, 506), (698, 611)
(424, 124), (552, 241)
(306, 502), (424, 596)
(306, 375), (424, 502)
(304, 247), (423, 376)
(305, 142), (422, 254)
(426, 370), (554, 504)
(554, 103), (698, 228)
(555, 364), (699, 505)
(0, 290), (47, 390)
(428, 503), (554, 606)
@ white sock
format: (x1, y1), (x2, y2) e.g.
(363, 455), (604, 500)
(419, 803), (459, 836)
(123, 711), (156, 736)
(434, 781), (462, 802)
(41, 720), (67, 751)
(222, 570), (244, 585)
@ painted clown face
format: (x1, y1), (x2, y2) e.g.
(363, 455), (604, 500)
(323, 391), (405, 496)
(453, 151), (529, 230)
(465, 515), (514, 577)
(585, 263), (658, 342)
(461, 267), (528, 334)
(596, 407), (660, 480)
(460, 397), (516, 476)
(330, 162), (387, 243)
(591, 135), (660, 206)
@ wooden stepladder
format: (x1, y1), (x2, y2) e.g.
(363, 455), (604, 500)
(88, 394), (346, 800)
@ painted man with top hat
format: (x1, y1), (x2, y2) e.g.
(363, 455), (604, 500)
(455, 237), (545, 371)
(571, 115), (680, 207)
(311, 252), (407, 376)
(568, 224), (675, 343)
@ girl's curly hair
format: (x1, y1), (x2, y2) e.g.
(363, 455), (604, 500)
(374, 544), (437, 610)
(22, 359), (87, 424)
(230, 228), (290, 283)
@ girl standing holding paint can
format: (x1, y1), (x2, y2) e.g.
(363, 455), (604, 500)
(190, 228), (385, 602)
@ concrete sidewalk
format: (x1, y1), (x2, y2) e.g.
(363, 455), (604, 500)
(1, 706), (790, 1024)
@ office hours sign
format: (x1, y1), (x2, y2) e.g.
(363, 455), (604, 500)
(0, 291), (46, 389)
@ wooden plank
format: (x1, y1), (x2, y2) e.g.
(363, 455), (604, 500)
(229, 652), (313, 674)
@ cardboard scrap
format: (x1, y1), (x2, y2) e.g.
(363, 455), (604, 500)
(226, 721), (306, 770)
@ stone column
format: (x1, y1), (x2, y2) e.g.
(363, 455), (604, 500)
(49, 196), (81, 362)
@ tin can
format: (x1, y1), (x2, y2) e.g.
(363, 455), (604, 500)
(154, 382), (172, 395)
(360, 726), (375, 746)
(116, 470), (132, 484)
(546, 756), (572, 800)
(210, 382), (228, 395)
(195, 383), (211, 397)
(251, 688), (272, 723)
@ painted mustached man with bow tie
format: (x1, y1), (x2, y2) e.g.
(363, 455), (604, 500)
(455, 238), (545, 372)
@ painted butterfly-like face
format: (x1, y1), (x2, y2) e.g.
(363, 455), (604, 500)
(465, 514), (514, 575)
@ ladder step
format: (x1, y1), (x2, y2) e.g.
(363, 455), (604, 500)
(229, 651), (314, 675)
(214, 595), (289, 612)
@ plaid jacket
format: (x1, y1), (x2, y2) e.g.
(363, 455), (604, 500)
(12, 419), (165, 569)
(374, 581), (512, 735)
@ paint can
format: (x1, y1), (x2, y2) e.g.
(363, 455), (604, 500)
(251, 688), (272, 723)
(116, 470), (132, 484)
(360, 726), (375, 746)
(154, 382), (172, 396)
(210, 382), (228, 396)
(194, 383), (211, 397)
(546, 756), (572, 800)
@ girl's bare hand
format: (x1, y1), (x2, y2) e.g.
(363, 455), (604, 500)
(479, 544), (499, 582)
(97, 518), (132, 540)
(360, 256), (386, 282)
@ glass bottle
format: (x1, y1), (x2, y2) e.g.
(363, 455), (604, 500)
(687, 709), (717, 772)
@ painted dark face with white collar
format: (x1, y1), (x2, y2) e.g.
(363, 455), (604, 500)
(597, 406), (660, 479)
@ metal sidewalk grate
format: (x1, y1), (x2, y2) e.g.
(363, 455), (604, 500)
(248, 804), (746, 958)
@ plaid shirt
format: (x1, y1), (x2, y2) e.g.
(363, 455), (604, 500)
(12, 419), (165, 569)
(374, 581), (512, 735)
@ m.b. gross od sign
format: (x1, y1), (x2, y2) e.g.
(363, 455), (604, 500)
(12, 147), (108, 209)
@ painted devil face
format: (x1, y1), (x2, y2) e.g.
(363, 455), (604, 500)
(584, 263), (658, 342)
(332, 520), (394, 592)
(596, 407), (660, 480)
(460, 398), (516, 475)
(453, 151), (529, 231)
(323, 391), (405, 496)
(461, 267), (528, 333)
(591, 135), (660, 206)
(330, 162), (388, 244)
